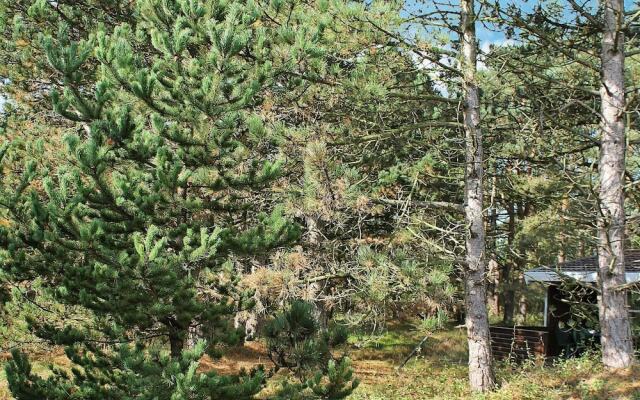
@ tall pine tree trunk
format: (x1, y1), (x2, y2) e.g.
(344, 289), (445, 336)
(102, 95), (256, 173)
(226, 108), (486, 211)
(461, 0), (495, 391)
(597, 0), (635, 369)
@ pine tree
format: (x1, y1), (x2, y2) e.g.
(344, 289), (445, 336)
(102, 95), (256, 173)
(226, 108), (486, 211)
(597, 0), (635, 368)
(459, 0), (495, 390)
(265, 301), (359, 399)
(483, 0), (639, 368)
(0, 0), (356, 398)
(479, 40), (603, 324)
(219, 0), (464, 336)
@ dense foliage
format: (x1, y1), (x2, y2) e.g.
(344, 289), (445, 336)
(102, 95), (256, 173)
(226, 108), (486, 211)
(0, 0), (639, 398)
(0, 0), (357, 398)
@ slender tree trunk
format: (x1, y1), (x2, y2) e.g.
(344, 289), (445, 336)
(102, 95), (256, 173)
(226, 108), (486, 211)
(597, 0), (635, 369)
(186, 324), (202, 349)
(461, 0), (495, 391)
(516, 271), (527, 325)
(502, 263), (515, 325)
(306, 215), (329, 328)
(170, 336), (184, 359)
(234, 262), (261, 341)
(487, 176), (500, 316)
(168, 329), (185, 359)
(558, 195), (569, 264)
(502, 204), (516, 325)
(487, 258), (500, 316)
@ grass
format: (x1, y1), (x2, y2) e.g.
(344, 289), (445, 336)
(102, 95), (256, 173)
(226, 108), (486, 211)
(2, 325), (639, 399)
(348, 325), (640, 400)
(0, 349), (70, 400)
(0, 369), (6, 400)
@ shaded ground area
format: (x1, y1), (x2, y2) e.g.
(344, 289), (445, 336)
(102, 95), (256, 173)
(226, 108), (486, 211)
(199, 340), (273, 376)
(1, 325), (639, 399)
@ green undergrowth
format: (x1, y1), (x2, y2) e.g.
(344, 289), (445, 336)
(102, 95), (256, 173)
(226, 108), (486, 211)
(2, 324), (639, 400)
(349, 325), (640, 400)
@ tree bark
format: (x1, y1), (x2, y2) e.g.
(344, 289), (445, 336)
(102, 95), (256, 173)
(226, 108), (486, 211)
(169, 329), (185, 359)
(461, 0), (495, 391)
(234, 261), (261, 341)
(186, 324), (202, 349)
(502, 262), (515, 325)
(558, 195), (569, 264)
(170, 337), (184, 359)
(502, 203), (516, 325)
(305, 215), (330, 329)
(487, 258), (500, 316)
(597, 0), (635, 369)
(516, 272), (527, 325)
(487, 177), (500, 316)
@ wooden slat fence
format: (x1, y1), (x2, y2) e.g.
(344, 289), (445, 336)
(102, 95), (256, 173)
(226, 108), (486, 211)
(489, 326), (550, 361)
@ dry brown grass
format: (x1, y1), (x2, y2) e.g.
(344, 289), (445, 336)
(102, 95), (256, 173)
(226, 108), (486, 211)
(0, 348), (70, 400)
(198, 341), (273, 375)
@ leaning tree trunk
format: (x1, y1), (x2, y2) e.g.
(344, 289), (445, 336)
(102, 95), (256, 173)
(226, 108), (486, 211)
(597, 0), (635, 369)
(460, 0), (495, 391)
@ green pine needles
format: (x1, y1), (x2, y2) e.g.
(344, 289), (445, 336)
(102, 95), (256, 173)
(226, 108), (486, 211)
(0, 0), (355, 398)
(265, 301), (359, 400)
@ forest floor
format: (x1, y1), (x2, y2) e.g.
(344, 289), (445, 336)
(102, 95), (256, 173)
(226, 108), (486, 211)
(1, 324), (639, 399)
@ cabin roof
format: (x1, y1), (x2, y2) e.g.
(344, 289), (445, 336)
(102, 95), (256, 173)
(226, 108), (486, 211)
(524, 249), (640, 283)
